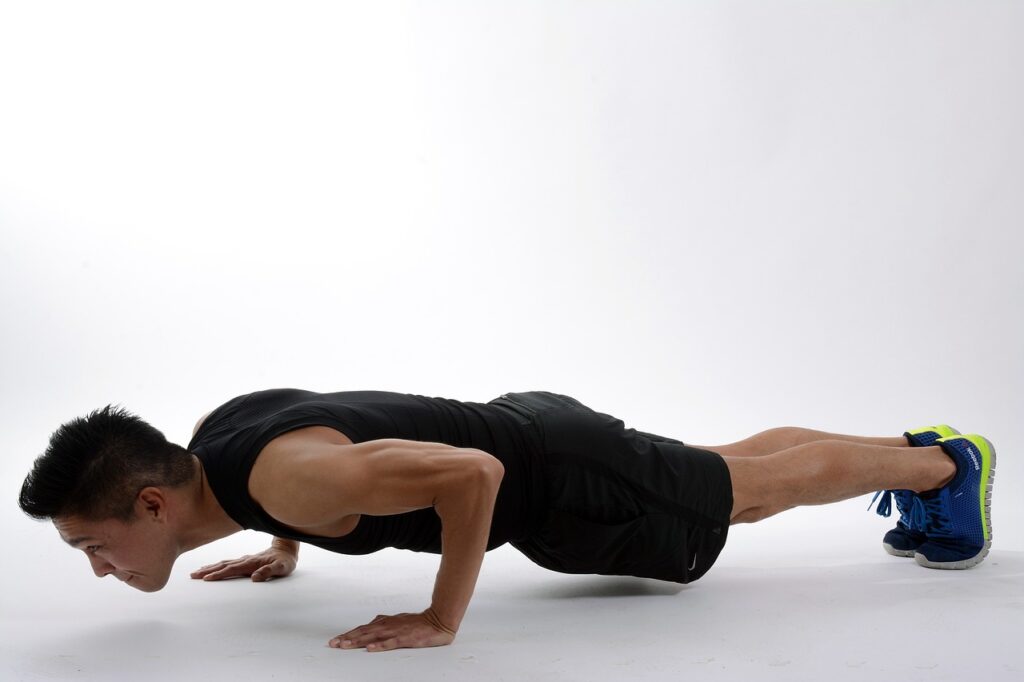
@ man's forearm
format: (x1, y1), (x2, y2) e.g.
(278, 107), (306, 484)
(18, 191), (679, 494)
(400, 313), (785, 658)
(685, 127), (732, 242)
(429, 465), (503, 633)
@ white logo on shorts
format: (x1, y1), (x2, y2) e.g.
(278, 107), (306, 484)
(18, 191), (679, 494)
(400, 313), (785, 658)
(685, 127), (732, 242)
(689, 554), (698, 571)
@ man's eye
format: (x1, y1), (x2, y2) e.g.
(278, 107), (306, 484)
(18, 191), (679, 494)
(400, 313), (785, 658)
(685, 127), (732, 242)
(86, 546), (100, 553)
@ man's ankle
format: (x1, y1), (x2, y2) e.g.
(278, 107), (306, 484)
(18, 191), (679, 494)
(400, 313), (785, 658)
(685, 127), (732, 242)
(913, 447), (956, 493)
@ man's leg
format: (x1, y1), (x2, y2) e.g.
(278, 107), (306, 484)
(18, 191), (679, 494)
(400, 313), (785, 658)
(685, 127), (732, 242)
(689, 426), (910, 458)
(723, 440), (956, 524)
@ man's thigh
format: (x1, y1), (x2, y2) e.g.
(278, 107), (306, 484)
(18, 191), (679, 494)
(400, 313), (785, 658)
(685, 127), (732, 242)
(512, 403), (732, 584)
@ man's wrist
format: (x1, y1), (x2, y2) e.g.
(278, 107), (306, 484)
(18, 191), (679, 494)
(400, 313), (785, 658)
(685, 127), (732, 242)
(422, 606), (458, 636)
(271, 537), (300, 556)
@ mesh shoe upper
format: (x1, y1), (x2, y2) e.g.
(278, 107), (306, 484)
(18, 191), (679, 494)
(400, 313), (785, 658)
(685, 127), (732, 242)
(917, 436), (991, 551)
(870, 425), (959, 552)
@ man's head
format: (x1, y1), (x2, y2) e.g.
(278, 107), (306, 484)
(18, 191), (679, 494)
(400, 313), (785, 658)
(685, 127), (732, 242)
(19, 404), (198, 592)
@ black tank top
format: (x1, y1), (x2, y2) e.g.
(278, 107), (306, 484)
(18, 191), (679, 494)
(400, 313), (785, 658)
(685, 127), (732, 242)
(186, 388), (546, 555)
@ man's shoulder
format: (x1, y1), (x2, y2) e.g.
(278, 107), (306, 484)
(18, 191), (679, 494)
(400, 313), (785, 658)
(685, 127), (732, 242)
(247, 425), (362, 534)
(247, 425), (354, 505)
(192, 411), (215, 438)
(191, 388), (310, 440)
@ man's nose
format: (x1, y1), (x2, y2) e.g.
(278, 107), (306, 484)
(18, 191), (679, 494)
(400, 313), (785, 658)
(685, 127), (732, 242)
(89, 553), (114, 578)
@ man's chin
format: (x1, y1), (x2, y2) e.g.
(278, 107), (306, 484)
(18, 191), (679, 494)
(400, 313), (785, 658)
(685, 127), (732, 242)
(128, 576), (166, 593)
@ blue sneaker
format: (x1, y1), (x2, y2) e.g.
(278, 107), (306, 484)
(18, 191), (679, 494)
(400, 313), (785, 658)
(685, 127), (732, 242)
(869, 424), (960, 557)
(914, 434), (996, 569)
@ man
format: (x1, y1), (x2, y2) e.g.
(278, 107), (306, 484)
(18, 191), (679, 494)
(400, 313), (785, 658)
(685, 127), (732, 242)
(18, 388), (995, 653)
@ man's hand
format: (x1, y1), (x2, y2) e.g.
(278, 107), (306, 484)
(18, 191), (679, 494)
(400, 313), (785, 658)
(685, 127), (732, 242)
(329, 608), (456, 652)
(190, 546), (297, 582)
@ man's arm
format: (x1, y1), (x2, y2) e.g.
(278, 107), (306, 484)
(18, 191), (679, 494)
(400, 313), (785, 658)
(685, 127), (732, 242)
(251, 434), (504, 645)
(429, 464), (502, 631)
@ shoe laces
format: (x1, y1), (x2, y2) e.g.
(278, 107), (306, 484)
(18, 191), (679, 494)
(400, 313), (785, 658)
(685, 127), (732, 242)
(914, 494), (953, 537)
(868, 489), (894, 517)
(868, 490), (930, 533)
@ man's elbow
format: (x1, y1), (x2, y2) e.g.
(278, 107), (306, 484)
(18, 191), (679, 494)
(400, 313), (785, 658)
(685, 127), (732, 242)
(433, 454), (504, 510)
(470, 450), (505, 483)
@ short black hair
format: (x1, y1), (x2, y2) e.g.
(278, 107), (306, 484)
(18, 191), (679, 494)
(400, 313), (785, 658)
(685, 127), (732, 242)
(19, 404), (197, 523)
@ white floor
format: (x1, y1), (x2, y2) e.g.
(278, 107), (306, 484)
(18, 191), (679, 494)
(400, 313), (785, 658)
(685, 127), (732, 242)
(3, 498), (1021, 682)
(2, 2), (1021, 679)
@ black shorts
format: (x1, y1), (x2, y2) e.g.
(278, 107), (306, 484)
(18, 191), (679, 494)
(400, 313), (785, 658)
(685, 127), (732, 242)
(488, 391), (732, 584)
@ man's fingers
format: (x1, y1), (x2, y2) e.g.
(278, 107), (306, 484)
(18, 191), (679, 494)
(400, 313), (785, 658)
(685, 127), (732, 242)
(191, 552), (292, 577)
(202, 566), (244, 580)
(331, 623), (391, 648)
(192, 560), (281, 581)
(192, 560), (234, 577)
(334, 630), (396, 651)
(334, 626), (366, 644)
(191, 568), (221, 578)
(252, 567), (273, 581)
(191, 564), (221, 577)
(367, 637), (398, 652)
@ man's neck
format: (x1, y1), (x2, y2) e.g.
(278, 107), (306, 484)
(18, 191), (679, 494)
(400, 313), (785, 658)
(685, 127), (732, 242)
(176, 456), (244, 554)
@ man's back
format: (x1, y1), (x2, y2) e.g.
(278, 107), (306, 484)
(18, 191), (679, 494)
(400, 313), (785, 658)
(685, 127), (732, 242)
(187, 387), (547, 554)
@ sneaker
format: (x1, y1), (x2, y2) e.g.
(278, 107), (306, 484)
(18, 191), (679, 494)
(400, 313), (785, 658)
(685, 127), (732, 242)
(869, 424), (961, 557)
(914, 434), (996, 569)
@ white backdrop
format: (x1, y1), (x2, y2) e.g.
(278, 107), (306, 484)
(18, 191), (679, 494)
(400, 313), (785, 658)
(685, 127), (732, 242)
(2, 1), (1021, 680)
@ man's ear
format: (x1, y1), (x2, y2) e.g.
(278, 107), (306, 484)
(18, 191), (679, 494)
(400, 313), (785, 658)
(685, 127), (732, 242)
(136, 486), (168, 520)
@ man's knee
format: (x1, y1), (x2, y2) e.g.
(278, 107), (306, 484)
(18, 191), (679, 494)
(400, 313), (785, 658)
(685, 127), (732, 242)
(730, 506), (766, 524)
(723, 456), (764, 523)
(753, 426), (812, 451)
(700, 427), (807, 457)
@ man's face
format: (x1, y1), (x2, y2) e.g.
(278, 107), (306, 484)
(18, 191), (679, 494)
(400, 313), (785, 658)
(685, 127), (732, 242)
(53, 490), (179, 593)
